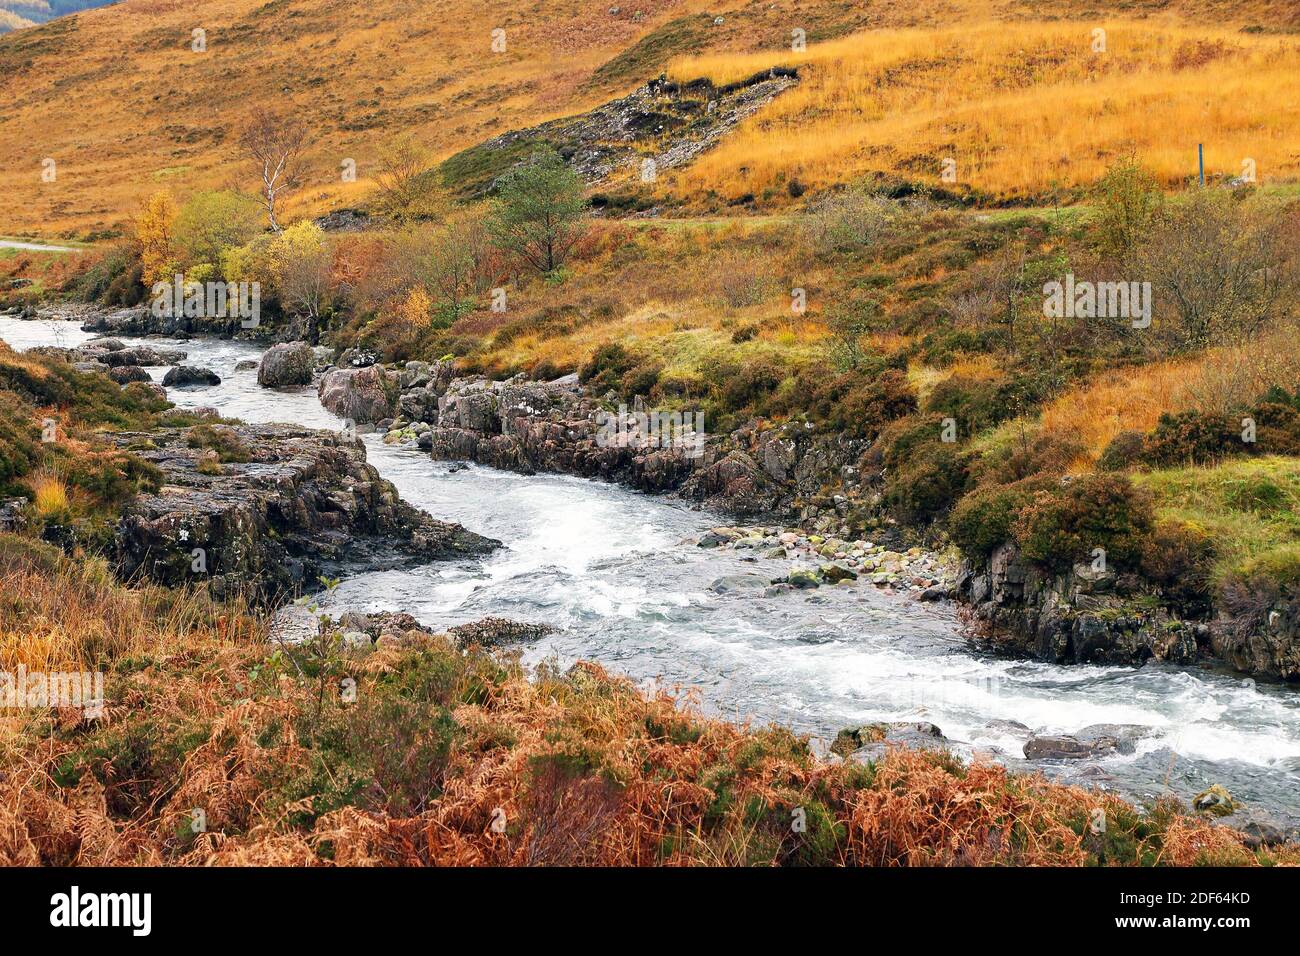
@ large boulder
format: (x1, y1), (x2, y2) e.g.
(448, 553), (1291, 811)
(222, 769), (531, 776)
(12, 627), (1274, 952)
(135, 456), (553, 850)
(94, 345), (187, 367)
(1023, 724), (1149, 760)
(257, 341), (315, 388)
(163, 366), (220, 387)
(318, 365), (398, 423)
(108, 365), (154, 385)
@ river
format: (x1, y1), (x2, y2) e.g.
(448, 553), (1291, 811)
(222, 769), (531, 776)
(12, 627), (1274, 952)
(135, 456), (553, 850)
(5, 315), (1300, 825)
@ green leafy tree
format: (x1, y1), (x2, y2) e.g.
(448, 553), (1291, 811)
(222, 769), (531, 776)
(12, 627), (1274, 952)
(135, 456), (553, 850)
(174, 190), (261, 273)
(487, 147), (587, 275)
(1092, 157), (1162, 261)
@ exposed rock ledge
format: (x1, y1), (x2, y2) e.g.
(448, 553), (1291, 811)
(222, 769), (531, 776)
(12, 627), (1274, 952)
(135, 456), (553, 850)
(958, 541), (1204, 668)
(111, 423), (499, 604)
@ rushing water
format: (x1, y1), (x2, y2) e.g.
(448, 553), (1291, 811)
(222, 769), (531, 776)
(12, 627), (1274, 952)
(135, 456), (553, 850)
(6, 316), (1300, 823)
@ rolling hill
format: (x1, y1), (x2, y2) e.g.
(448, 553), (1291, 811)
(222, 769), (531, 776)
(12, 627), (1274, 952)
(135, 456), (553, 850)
(0, 0), (1297, 238)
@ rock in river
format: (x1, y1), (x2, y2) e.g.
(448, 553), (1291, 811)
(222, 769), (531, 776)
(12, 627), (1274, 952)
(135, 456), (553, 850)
(318, 364), (399, 423)
(1023, 723), (1149, 760)
(111, 423), (499, 605)
(257, 341), (315, 387)
(163, 365), (221, 387)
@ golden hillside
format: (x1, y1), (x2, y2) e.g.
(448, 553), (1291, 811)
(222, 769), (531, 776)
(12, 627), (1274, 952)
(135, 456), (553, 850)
(0, 0), (1296, 238)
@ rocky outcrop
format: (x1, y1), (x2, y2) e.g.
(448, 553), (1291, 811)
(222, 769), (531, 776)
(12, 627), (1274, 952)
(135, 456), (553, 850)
(162, 365), (220, 387)
(1209, 585), (1300, 679)
(442, 68), (799, 197)
(315, 359), (869, 522)
(257, 341), (315, 387)
(31, 340), (187, 370)
(833, 721), (948, 761)
(72, 304), (263, 340)
(958, 541), (1204, 667)
(111, 423), (499, 605)
(446, 616), (556, 648)
(415, 372), (865, 518)
(318, 365), (399, 423)
(108, 366), (153, 384)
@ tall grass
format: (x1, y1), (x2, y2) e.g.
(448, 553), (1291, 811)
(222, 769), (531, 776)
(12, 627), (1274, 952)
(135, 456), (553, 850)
(1041, 323), (1300, 466)
(666, 22), (1300, 202)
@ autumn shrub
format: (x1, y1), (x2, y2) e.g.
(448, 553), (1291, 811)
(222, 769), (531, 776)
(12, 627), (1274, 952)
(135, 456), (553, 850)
(579, 342), (638, 396)
(1140, 521), (1218, 614)
(777, 365), (916, 442)
(1098, 430), (1146, 471)
(1139, 409), (1247, 466)
(1012, 474), (1155, 572)
(715, 359), (784, 415)
(885, 441), (973, 525)
(975, 428), (1084, 484)
(947, 476), (1054, 559)
(924, 374), (1021, 435)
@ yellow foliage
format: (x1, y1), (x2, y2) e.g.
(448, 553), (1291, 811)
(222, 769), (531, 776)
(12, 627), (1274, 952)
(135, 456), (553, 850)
(666, 22), (1300, 202)
(398, 285), (433, 327)
(30, 474), (69, 519)
(134, 190), (178, 287)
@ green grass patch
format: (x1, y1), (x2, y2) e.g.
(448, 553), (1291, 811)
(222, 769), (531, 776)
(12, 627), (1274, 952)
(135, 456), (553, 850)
(587, 14), (714, 89)
(437, 136), (555, 200)
(1133, 456), (1300, 584)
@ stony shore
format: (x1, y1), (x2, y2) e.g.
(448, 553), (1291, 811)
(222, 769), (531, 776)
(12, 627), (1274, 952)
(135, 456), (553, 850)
(691, 524), (955, 599)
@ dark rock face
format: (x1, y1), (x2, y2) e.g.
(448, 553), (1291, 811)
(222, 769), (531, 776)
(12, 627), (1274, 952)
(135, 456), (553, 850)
(257, 341), (315, 387)
(111, 424), (499, 605)
(347, 359), (871, 520)
(958, 541), (1203, 668)
(75, 304), (266, 340)
(445, 68), (799, 197)
(318, 365), (399, 423)
(314, 208), (371, 232)
(1209, 588), (1300, 680)
(419, 372), (852, 517)
(0, 498), (27, 534)
(162, 365), (220, 387)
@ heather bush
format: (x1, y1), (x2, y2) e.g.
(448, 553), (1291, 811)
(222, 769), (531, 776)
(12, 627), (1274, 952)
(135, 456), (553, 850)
(1140, 521), (1218, 614)
(948, 476), (1054, 559)
(1012, 474), (1155, 572)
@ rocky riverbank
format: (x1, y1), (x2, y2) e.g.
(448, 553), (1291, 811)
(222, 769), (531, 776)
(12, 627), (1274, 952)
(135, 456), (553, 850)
(323, 358), (874, 528)
(311, 355), (1300, 681)
(111, 422), (499, 604)
(956, 541), (1203, 667)
(693, 524), (955, 599)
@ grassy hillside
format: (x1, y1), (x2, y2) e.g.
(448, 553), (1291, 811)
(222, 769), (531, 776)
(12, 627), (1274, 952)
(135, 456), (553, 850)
(664, 21), (1300, 206)
(1, 0), (1296, 238)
